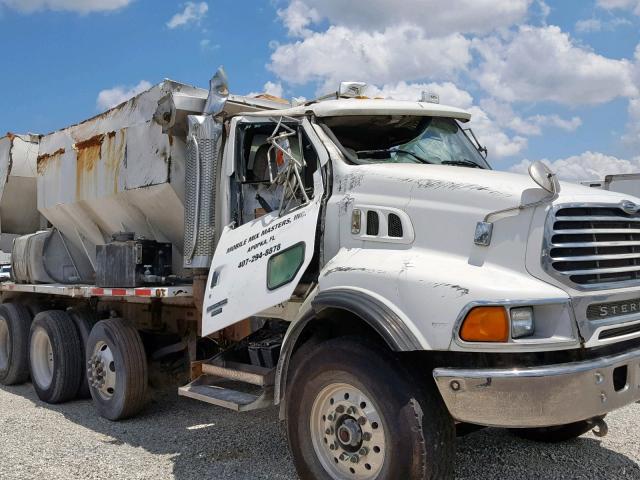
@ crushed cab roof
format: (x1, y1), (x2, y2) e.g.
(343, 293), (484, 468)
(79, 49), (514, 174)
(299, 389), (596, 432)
(244, 98), (472, 122)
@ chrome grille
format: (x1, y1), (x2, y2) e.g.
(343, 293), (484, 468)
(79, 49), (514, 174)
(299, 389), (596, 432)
(545, 205), (640, 289)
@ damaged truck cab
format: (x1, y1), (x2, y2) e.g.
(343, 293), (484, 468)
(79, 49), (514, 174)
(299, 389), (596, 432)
(3, 72), (640, 480)
(194, 81), (640, 477)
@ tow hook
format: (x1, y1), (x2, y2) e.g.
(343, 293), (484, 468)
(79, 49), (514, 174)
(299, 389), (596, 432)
(588, 417), (608, 438)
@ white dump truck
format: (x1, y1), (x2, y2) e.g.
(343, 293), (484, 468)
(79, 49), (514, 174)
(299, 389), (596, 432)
(2, 69), (640, 479)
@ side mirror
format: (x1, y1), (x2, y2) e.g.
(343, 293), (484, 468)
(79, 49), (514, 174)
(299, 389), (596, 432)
(528, 160), (560, 195)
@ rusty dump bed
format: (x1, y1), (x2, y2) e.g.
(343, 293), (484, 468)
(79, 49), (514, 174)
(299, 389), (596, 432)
(36, 80), (205, 278)
(0, 281), (193, 300)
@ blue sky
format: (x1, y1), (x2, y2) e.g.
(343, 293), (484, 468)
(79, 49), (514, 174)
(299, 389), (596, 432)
(1, 0), (639, 181)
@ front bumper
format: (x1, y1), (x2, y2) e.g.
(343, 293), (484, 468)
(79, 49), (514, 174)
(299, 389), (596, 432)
(433, 347), (640, 428)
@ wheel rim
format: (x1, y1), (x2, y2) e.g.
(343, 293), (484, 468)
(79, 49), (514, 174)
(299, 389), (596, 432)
(310, 382), (386, 480)
(88, 341), (116, 400)
(0, 317), (9, 371)
(30, 326), (54, 389)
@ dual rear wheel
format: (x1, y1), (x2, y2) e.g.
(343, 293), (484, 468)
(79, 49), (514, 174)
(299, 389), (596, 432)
(0, 303), (147, 420)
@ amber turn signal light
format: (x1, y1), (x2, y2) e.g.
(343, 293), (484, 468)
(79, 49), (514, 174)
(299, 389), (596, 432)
(460, 306), (509, 342)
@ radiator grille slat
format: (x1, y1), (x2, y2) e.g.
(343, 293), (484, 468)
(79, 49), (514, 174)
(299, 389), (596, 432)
(547, 206), (640, 288)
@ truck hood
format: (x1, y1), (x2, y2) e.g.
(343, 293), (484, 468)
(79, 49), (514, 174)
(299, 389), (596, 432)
(338, 163), (630, 269)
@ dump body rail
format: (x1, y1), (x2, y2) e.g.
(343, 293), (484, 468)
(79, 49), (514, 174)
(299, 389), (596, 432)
(0, 282), (192, 299)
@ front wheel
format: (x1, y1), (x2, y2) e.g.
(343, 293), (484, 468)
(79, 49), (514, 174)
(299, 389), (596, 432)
(286, 338), (455, 480)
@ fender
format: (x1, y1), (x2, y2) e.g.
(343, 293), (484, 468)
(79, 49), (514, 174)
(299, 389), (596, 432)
(274, 288), (422, 416)
(312, 289), (422, 351)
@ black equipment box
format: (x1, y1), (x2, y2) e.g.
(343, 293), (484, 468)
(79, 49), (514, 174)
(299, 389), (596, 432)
(96, 233), (172, 288)
(248, 337), (282, 368)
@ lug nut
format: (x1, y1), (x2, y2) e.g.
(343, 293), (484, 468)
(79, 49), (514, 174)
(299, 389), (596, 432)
(350, 454), (359, 464)
(347, 406), (356, 415)
(336, 405), (345, 414)
(358, 416), (367, 426)
(359, 447), (369, 455)
(327, 414), (335, 421)
(362, 432), (372, 441)
(329, 443), (335, 450)
(339, 453), (350, 462)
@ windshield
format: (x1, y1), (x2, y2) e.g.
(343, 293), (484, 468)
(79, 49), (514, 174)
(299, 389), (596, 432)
(322, 115), (489, 169)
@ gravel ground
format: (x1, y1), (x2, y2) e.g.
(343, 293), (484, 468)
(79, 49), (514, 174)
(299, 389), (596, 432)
(1, 383), (640, 479)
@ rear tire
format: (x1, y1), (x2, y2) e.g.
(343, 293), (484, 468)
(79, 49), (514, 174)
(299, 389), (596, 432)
(0, 303), (32, 385)
(86, 318), (148, 420)
(68, 308), (96, 399)
(286, 337), (455, 480)
(28, 310), (83, 404)
(510, 418), (601, 443)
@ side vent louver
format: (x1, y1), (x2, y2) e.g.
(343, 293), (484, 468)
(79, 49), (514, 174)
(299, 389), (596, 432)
(367, 211), (379, 236)
(388, 213), (403, 237)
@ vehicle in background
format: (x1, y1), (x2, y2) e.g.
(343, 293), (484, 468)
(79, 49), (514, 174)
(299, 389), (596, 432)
(0, 70), (639, 479)
(0, 265), (10, 281)
(582, 173), (640, 199)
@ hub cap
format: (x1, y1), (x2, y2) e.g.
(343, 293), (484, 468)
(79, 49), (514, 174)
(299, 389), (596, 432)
(30, 326), (54, 389)
(88, 341), (116, 400)
(0, 317), (9, 371)
(310, 383), (386, 479)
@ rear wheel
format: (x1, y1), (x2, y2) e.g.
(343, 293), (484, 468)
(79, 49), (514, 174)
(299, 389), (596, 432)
(0, 303), (33, 385)
(29, 310), (83, 404)
(286, 338), (455, 480)
(86, 318), (148, 420)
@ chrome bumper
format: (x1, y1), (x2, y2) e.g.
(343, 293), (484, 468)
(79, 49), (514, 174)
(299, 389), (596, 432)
(433, 348), (640, 428)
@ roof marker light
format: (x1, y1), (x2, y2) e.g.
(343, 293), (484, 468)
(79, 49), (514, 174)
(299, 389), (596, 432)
(421, 91), (440, 104)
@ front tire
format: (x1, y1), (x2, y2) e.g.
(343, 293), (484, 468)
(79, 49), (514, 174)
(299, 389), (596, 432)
(286, 338), (455, 480)
(86, 318), (148, 420)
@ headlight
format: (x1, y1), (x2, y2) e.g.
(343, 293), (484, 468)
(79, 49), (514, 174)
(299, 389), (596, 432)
(510, 307), (535, 339)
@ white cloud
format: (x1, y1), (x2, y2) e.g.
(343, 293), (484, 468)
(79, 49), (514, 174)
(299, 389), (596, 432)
(277, 0), (321, 37)
(575, 16), (631, 32)
(96, 80), (151, 110)
(247, 81), (285, 99)
(480, 99), (581, 136)
(467, 106), (528, 159)
(367, 81), (474, 109)
(200, 38), (219, 52)
(278, 0), (533, 37)
(575, 18), (603, 32)
(0, 0), (131, 12)
(622, 97), (640, 148)
(597, 0), (640, 15)
(269, 25), (471, 92)
(474, 25), (638, 105)
(510, 152), (640, 182)
(263, 81), (284, 98)
(167, 1), (208, 29)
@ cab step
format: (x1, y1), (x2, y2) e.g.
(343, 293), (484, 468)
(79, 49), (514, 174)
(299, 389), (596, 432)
(202, 360), (275, 386)
(178, 361), (276, 411)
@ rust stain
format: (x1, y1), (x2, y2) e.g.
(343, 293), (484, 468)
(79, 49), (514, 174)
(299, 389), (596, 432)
(102, 129), (126, 194)
(6, 132), (16, 141)
(167, 133), (174, 146)
(36, 148), (65, 175)
(74, 134), (104, 198)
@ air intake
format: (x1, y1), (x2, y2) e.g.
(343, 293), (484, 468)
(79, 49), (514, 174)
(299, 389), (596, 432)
(367, 211), (379, 236)
(388, 213), (403, 237)
(184, 115), (222, 269)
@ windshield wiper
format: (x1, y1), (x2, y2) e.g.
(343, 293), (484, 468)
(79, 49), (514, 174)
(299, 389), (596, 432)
(441, 160), (483, 169)
(356, 148), (432, 164)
